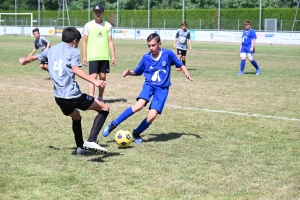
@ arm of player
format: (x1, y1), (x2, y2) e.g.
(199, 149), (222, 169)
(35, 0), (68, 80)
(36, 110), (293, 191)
(180, 65), (193, 82)
(122, 69), (136, 77)
(28, 49), (37, 56)
(251, 39), (256, 52)
(173, 38), (177, 49)
(45, 41), (51, 50)
(72, 66), (106, 88)
(189, 39), (192, 51)
(81, 35), (88, 66)
(18, 55), (39, 65)
(109, 36), (116, 66)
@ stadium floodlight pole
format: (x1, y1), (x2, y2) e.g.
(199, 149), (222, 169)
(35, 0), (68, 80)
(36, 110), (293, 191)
(182, 0), (185, 22)
(148, 0), (150, 29)
(218, 0), (220, 30)
(259, 0), (262, 31)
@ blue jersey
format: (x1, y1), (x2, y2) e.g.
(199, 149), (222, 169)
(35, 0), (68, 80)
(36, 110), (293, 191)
(134, 48), (183, 88)
(241, 28), (257, 46)
(37, 42), (82, 99)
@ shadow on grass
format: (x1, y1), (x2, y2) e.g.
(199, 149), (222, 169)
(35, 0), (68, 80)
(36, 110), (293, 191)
(48, 145), (121, 160)
(244, 72), (256, 74)
(105, 98), (128, 103)
(108, 132), (202, 143)
(146, 132), (202, 142)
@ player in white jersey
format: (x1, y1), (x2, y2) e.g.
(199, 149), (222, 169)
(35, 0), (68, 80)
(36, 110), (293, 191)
(19, 27), (110, 155)
(28, 28), (51, 71)
(174, 21), (192, 71)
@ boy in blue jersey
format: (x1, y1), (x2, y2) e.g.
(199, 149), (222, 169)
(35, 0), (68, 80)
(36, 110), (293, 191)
(18, 27), (109, 155)
(238, 20), (261, 75)
(102, 33), (193, 144)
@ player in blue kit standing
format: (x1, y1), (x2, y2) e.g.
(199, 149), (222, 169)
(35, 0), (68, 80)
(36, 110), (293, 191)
(102, 33), (193, 144)
(18, 27), (109, 155)
(238, 20), (261, 75)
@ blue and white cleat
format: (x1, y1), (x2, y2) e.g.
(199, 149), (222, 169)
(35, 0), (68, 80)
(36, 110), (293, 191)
(237, 71), (244, 75)
(256, 68), (261, 75)
(102, 121), (116, 137)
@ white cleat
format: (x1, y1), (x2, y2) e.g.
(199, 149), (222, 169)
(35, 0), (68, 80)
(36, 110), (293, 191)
(83, 141), (108, 154)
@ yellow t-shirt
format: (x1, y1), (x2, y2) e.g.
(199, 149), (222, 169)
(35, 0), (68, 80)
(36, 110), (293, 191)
(86, 21), (110, 61)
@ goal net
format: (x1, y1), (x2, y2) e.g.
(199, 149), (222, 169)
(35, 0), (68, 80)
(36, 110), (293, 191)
(0, 13), (33, 36)
(264, 18), (277, 32)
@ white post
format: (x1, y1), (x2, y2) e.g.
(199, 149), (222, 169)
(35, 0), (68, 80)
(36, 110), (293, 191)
(148, 0), (150, 29)
(182, 0), (185, 22)
(218, 0), (220, 30)
(15, 0), (17, 26)
(88, 0), (90, 22)
(62, 0), (65, 27)
(38, 0), (40, 27)
(117, 0), (119, 28)
(259, 0), (262, 31)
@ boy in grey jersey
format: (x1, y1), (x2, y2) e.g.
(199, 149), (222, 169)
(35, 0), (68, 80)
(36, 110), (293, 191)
(28, 28), (51, 71)
(19, 27), (109, 155)
(173, 21), (192, 71)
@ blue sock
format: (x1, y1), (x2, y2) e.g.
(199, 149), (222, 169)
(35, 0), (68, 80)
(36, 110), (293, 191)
(134, 118), (151, 134)
(113, 107), (134, 126)
(240, 60), (245, 72)
(250, 60), (259, 69)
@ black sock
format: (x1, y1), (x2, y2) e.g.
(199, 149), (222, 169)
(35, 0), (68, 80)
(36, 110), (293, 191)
(182, 59), (186, 65)
(72, 118), (84, 148)
(88, 111), (109, 142)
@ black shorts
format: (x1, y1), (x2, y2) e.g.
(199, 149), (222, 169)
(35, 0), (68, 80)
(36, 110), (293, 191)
(55, 94), (94, 116)
(177, 49), (187, 56)
(89, 60), (110, 74)
(40, 58), (48, 65)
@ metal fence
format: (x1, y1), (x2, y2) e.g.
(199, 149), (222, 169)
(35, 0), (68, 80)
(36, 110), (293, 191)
(0, 17), (299, 32)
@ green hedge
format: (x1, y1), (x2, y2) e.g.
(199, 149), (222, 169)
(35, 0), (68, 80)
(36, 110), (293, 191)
(0, 8), (298, 31)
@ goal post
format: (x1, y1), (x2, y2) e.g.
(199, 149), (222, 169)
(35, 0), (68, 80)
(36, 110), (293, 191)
(0, 13), (33, 36)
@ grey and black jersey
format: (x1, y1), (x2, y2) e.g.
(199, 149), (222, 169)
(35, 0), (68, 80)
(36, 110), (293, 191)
(37, 42), (82, 99)
(175, 29), (191, 50)
(34, 36), (50, 51)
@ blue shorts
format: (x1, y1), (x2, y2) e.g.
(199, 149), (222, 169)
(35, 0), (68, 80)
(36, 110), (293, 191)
(137, 84), (169, 114)
(240, 45), (255, 53)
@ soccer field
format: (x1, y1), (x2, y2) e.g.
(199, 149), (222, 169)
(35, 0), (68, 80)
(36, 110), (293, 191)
(0, 35), (300, 199)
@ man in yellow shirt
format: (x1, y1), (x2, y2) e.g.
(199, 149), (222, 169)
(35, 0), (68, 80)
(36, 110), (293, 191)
(82, 3), (116, 102)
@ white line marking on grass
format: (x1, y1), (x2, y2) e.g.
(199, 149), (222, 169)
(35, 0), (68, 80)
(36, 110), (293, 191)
(166, 104), (300, 122)
(1, 83), (299, 122)
(199, 49), (299, 58)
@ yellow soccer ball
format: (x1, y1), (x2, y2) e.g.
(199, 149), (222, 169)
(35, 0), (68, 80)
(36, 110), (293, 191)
(114, 129), (133, 148)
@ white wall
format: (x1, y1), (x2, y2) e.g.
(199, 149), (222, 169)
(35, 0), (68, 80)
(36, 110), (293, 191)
(1, 26), (300, 45)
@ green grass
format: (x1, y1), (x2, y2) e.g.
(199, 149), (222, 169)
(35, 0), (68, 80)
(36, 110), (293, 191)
(0, 35), (300, 199)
